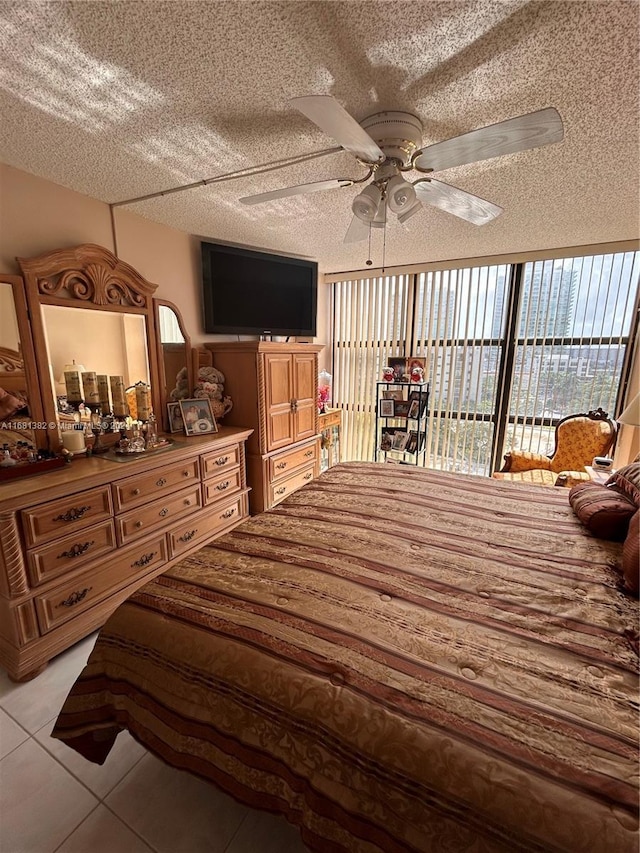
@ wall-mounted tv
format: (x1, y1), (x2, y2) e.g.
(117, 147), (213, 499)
(201, 241), (317, 336)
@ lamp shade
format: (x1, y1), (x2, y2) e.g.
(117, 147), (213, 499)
(618, 391), (640, 426)
(352, 184), (381, 222)
(386, 175), (416, 213)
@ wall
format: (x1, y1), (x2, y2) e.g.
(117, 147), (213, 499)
(0, 164), (330, 360)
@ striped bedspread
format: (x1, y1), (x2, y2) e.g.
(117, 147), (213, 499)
(52, 463), (639, 853)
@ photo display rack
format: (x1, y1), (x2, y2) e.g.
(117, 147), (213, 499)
(375, 381), (429, 465)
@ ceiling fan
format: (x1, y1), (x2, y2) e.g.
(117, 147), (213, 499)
(240, 95), (564, 243)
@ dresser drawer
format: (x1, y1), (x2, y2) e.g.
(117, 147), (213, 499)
(167, 496), (245, 558)
(112, 458), (200, 511)
(202, 468), (242, 505)
(35, 534), (168, 633)
(116, 483), (202, 546)
(27, 520), (116, 587)
(270, 464), (315, 506)
(269, 442), (318, 483)
(21, 487), (113, 548)
(201, 444), (241, 479)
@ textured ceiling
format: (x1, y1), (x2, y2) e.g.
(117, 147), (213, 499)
(0, 0), (638, 274)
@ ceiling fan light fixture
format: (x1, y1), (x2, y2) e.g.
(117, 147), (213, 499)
(352, 184), (382, 222)
(387, 175), (416, 213)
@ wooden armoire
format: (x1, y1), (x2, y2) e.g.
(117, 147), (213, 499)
(205, 342), (323, 513)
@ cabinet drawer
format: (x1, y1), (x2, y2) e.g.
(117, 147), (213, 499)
(22, 487), (113, 548)
(113, 459), (200, 511)
(269, 441), (318, 482)
(116, 484), (202, 546)
(201, 444), (241, 479)
(27, 520), (116, 586)
(203, 469), (242, 505)
(168, 497), (246, 558)
(270, 464), (315, 506)
(35, 534), (167, 633)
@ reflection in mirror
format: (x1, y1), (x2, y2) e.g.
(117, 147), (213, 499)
(155, 301), (193, 431)
(41, 304), (150, 423)
(0, 280), (37, 450)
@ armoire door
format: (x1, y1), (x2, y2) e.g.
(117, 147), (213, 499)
(292, 351), (318, 443)
(263, 353), (295, 452)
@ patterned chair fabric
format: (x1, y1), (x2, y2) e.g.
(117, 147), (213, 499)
(493, 408), (617, 487)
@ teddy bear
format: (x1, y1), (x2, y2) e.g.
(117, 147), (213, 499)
(192, 366), (233, 421)
(169, 367), (191, 401)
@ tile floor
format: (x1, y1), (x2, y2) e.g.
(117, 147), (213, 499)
(0, 634), (310, 853)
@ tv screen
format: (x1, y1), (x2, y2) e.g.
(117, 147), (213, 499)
(201, 241), (317, 336)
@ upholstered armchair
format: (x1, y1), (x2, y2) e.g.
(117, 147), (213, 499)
(492, 408), (617, 487)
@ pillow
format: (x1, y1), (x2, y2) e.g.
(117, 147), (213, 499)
(0, 387), (24, 420)
(621, 510), (639, 596)
(606, 462), (640, 506)
(569, 481), (636, 541)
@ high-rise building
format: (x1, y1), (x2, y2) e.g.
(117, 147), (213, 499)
(518, 263), (577, 338)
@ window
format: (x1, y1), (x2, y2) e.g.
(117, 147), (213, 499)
(330, 246), (638, 475)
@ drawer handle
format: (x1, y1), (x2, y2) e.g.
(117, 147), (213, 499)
(159, 508), (169, 517)
(132, 552), (156, 568)
(135, 521), (143, 528)
(275, 486), (286, 495)
(275, 462), (287, 470)
(182, 470), (190, 477)
(132, 488), (141, 496)
(215, 456), (229, 466)
(54, 505), (90, 523)
(58, 587), (92, 608)
(58, 541), (95, 559)
(183, 498), (192, 506)
(304, 450), (313, 458)
(156, 477), (167, 487)
(304, 472), (313, 481)
(216, 481), (230, 491)
(179, 529), (197, 542)
(221, 508), (235, 519)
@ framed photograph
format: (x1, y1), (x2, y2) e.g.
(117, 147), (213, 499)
(405, 431), (418, 454)
(379, 399), (395, 417)
(408, 390), (429, 418)
(382, 389), (404, 401)
(380, 427), (395, 451)
(392, 431), (409, 451)
(179, 398), (218, 436)
(387, 356), (408, 381)
(407, 356), (426, 373)
(408, 399), (420, 419)
(167, 402), (185, 433)
(394, 400), (410, 418)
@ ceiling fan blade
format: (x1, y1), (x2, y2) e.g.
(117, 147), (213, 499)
(344, 215), (371, 244)
(240, 178), (352, 205)
(414, 107), (563, 172)
(414, 179), (503, 225)
(291, 95), (384, 164)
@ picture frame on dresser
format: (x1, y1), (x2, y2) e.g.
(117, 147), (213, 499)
(167, 402), (185, 433)
(179, 398), (218, 436)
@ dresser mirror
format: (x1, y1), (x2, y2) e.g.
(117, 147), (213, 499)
(154, 299), (194, 433)
(0, 275), (47, 450)
(18, 244), (162, 450)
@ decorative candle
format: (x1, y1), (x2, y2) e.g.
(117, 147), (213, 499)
(110, 375), (128, 417)
(61, 427), (86, 454)
(81, 372), (100, 408)
(64, 371), (83, 403)
(135, 383), (151, 422)
(97, 375), (111, 414)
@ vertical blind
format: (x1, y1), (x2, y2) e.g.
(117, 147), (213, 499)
(330, 247), (639, 475)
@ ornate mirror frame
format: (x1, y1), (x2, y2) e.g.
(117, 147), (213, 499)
(18, 244), (162, 450)
(153, 298), (195, 433)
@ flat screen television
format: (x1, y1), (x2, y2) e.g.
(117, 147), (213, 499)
(201, 241), (317, 336)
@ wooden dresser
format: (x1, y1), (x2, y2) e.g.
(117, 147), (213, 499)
(0, 427), (251, 680)
(205, 342), (323, 513)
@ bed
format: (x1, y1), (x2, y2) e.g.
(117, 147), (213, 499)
(52, 463), (639, 853)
